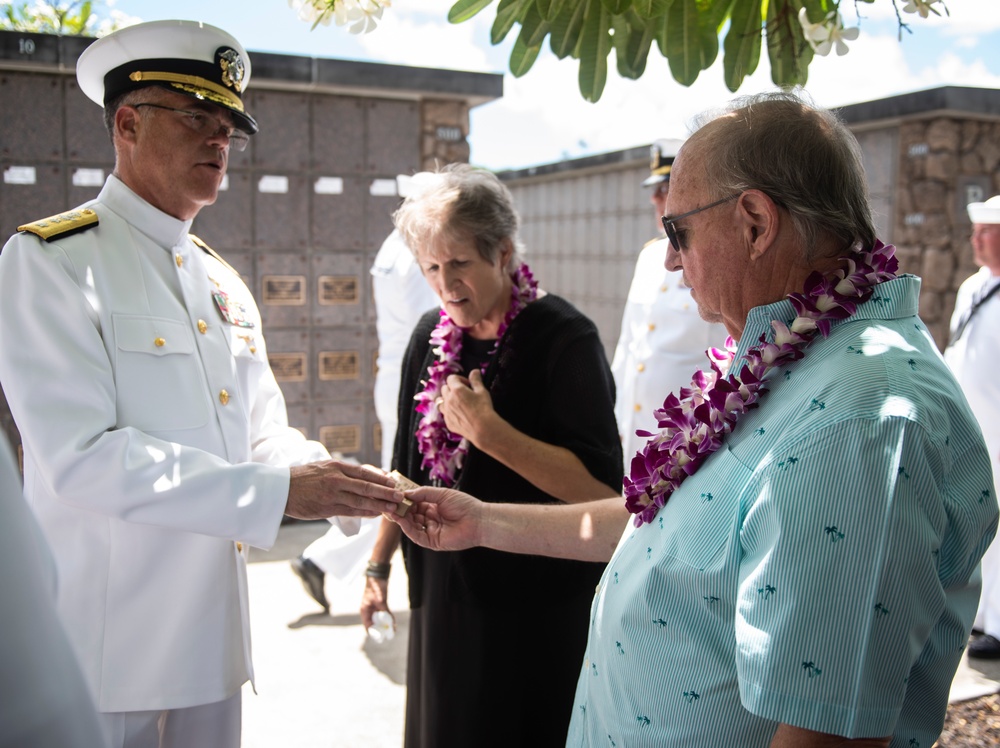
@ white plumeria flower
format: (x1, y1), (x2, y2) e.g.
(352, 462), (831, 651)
(798, 9), (859, 57)
(289, 0), (333, 26)
(333, 0), (388, 34)
(901, 0), (945, 18)
(797, 7), (826, 40)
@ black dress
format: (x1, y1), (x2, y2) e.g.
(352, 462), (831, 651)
(393, 294), (623, 748)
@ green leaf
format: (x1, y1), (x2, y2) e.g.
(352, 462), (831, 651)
(664, 0), (716, 86)
(448, 0), (495, 24)
(601, 0), (633, 15)
(765, 0), (812, 87)
(510, 28), (544, 76)
(491, 0), (534, 44)
(722, 0), (762, 92)
(537, 0), (571, 22)
(613, 11), (655, 79)
(549, 0), (588, 58)
(633, 0), (673, 19)
(67, 0), (93, 34)
(518, 2), (551, 46)
(578, 0), (612, 102)
(536, 0), (551, 21)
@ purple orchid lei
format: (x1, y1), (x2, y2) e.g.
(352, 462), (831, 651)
(413, 261), (539, 486)
(623, 240), (899, 526)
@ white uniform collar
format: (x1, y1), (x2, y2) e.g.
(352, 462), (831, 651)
(98, 174), (194, 249)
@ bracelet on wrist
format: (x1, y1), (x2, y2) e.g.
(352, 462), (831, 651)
(365, 560), (391, 580)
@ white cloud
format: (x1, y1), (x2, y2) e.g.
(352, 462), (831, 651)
(355, 0), (498, 70)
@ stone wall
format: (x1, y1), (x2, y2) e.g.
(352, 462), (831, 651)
(420, 99), (471, 168)
(892, 117), (1000, 349)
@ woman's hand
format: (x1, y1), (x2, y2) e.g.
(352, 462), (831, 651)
(440, 370), (495, 446)
(360, 576), (393, 630)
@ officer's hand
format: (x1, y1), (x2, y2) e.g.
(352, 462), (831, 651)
(286, 461), (402, 520)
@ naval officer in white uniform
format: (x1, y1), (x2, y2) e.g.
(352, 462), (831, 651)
(611, 140), (726, 468)
(945, 194), (1000, 660)
(0, 20), (401, 748)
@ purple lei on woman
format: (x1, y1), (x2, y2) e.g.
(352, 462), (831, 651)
(623, 240), (899, 526)
(413, 262), (539, 486)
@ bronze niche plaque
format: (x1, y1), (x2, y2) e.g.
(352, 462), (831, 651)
(319, 275), (359, 305)
(320, 424), (361, 454)
(262, 275), (306, 305)
(268, 352), (307, 382)
(373, 421), (382, 454)
(319, 350), (360, 381)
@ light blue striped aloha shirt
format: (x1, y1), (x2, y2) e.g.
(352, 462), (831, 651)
(567, 275), (998, 748)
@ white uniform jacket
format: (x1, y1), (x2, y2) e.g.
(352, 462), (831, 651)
(370, 229), (438, 470)
(0, 176), (329, 712)
(611, 238), (727, 467)
(944, 266), (1000, 636)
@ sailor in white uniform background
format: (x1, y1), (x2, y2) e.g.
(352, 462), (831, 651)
(611, 140), (727, 469)
(0, 20), (401, 748)
(944, 194), (1000, 660)
(291, 196), (438, 612)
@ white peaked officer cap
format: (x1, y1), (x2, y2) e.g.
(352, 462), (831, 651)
(641, 139), (676, 187)
(968, 195), (1000, 225)
(76, 19), (258, 134)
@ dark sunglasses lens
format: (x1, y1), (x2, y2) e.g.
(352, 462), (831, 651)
(662, 219), (679, 251)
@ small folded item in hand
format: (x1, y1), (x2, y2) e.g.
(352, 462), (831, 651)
(390, 470), (418, 516)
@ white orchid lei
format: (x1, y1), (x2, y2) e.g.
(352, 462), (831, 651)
(623, 240), (899, 526)
(413, 262), (539, 486)
(288, 0), (390, 34)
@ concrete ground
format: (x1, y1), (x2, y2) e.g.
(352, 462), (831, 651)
(241, 520), (408, 748)
(241, 521), (1000, 748)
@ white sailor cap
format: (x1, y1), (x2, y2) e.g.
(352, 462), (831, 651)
(76, 19), (258, 134)
(968, 195), (1000, 225)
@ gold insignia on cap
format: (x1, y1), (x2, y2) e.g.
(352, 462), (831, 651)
(127, 71), (245, 112)
(18, 208), (99, 241)
(218, 48), (245, 93)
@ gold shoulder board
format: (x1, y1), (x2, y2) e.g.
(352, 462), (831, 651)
(18, 209), (98, 241)
(643, 236), (663, 248)
(189, 234), (240, 277)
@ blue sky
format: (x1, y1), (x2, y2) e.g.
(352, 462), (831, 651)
(111, 0), (1000, 170)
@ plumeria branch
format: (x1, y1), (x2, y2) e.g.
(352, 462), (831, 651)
(288, 0), (391, 34)
(622, 241), (899, 527)
(893, 0), (949, 40)
(799, 1), (949, 56)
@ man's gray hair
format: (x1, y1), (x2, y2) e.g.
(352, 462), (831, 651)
(393, 163), (524, 272)
(103, 88), (153, 145)
(692, 90), (876, 259)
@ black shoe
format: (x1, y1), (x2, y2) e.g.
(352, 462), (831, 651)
(968, 633), (1000, 659)
(290, 556), (329, 612)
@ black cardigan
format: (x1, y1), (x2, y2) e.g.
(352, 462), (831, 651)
(393, 294), (624, 608)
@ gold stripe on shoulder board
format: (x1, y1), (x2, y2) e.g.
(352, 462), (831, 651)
(18, 209), (99, 241)
(189, 234), (241, 278)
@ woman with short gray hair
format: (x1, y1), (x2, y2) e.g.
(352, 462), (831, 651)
(363, 163), (623, 748)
